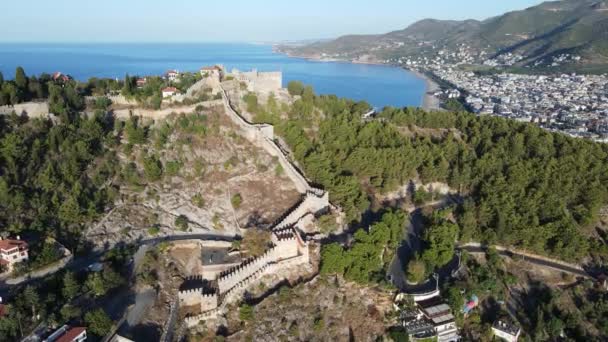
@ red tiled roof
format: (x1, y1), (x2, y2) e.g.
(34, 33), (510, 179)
(56, 327), (86, 342)
(0, 239), (28, 252)
(166, 70), (178, 74)
(162, 87), (178, 92)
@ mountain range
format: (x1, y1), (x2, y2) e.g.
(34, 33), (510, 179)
(279, 0), (608, 71)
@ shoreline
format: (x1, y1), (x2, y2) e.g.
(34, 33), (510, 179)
(408, 69), (443, 111)
(278, 51), (443, 111)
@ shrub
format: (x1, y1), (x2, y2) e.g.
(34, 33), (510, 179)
(143, 155), (163, 181)
(231, 193), (243, 209)
(175, 215), (189, 231)
(239, 304), (254, 321)
(165, 160), (182, 177)
(191, 193), (205, 208)
(406, 259), (426, 284)
(85, 309), (113, 337)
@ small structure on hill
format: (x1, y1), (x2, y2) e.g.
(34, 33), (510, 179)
(52, 72), (73, 83)
(165, 70), (180, 81)
(136, 77), (147, 88)
(162, 86), (180, 98)
(200, 65), (224, 80)
(492, 320), (521, 342)
(0, 236), (29, 273)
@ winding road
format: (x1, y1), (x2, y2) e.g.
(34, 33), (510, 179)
(457, 244), (592, 279)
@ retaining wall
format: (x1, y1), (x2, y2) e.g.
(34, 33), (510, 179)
(111, 99), (223, 119)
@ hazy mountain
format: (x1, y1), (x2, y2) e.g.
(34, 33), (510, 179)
(280, 0), (608, 69)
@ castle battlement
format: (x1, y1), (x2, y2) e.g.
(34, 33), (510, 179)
(177, 83), (333, 327)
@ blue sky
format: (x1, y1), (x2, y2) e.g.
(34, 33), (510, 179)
(1, 0), (545, 42)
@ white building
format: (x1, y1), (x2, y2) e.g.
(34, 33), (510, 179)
(399, 291), (460, 342)
(492, 320), (521, 342)
(162, 87), (179, 98)
(165, 69), (180, 81)
(0, 237), (28, 273)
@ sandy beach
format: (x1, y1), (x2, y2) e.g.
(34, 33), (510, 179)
(409, 69), (443, 111)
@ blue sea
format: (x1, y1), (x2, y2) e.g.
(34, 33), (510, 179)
(0, 43), (425, 108)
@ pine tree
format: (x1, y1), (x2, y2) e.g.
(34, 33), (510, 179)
(15, 67), (27, 90)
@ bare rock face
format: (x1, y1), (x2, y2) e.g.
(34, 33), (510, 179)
(223, 275), (395, 342)
(85, 107), (300, 250)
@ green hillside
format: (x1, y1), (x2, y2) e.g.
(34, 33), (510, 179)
(280, 0), (608, 71)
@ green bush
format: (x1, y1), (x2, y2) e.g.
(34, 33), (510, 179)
(239, 304), (254, 321)
(231, 193), (243, 209)
(175, 215), (189, 231)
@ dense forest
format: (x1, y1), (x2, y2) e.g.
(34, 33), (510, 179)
(0, 69), (119, 251)
(273, 82), (608, 262)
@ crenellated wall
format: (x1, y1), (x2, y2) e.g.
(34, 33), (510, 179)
(184, 252), (311, 327)
(178, 288), (203, 307)
(200, 293), (218, 312)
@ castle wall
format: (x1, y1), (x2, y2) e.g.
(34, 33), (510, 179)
(184, 252), (310, 327)
(200, 293), (218, 312)
(273, 191), (330, 230)
(273, 236), (300, 261)
(0, 102), (49, 117)
(201, 263), (241, 279)
(178, 288), (202, 307)
(230, 69), (282, 94)
(220, 87), (313, 193)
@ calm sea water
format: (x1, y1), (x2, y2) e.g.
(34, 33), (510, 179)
(0, 43), (425, 108)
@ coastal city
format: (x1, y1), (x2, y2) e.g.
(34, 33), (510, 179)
(391, 45), (608, 142)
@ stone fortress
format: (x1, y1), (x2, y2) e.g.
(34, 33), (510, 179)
(177, 68), (330, 326)
(229, 68), (282, 94)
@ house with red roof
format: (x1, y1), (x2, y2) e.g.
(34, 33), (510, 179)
(200, 65), (223, 79)
(0, 237), (28, 273)
(162, 86), (180, 98)
(136, 77), (147, 88)
(44, 325), (87, 342)
(52, 72), (73, 83)
(165, 70), (180, 81)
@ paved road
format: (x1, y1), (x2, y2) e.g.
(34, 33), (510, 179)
(387, 209), (425, 290)
(458, 245), (592, 279)
(0, 233), (236, 300)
